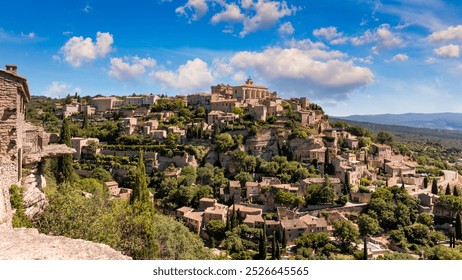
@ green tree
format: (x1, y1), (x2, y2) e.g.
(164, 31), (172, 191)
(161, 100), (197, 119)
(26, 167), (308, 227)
(130, 152), (152, 213)
(431, 178), (438, 195)
(446, 184), (452, 195)
(206, 220), (227, 241)
(82, 112), (89, 129)
(57, 118), (75, 184)
(456, 212), (462, 240)
(258, 229), (267, 260)
(333, 220), (359, 252)
(358, 214), (381, 237)
(10, 185), (33, 228)
(376, 131), (393, 145)
(234, 171), (253, 188)
(89, 166), (113, 182)
(215, 133), (235, 151)
(423, 176), (428, 189)
(454, 186), (460, 197)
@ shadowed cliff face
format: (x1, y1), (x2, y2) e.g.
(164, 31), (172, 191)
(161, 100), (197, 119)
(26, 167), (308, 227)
(0, 227), (131, 260)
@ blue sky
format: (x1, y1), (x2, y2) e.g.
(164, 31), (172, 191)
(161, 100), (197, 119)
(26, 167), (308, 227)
(2, 0), (462, 116)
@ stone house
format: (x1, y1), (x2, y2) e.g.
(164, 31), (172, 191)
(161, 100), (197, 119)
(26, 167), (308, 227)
(299, 214), (328, 233)
(280, 219), (308, 243)
(90, 96), (123, 113)
(245, 181), (261, 200)
(0, 65), (75, 225)
(187, 93), (212, 111)
(210, 99), (239, 113)
(207, 110), (238, 125)
(70, 137), (99, 161)
(123, 117), (137, 135)
(220, 180), (241, 203)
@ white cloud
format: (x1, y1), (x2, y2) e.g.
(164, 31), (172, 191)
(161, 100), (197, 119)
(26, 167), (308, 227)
(313, 26), (348, 45)
(371, 24), (405, 54)
(434, 44), (460, 58)
(151, 58), (214, 92)
(241, 0), (253, 9)
(389, 53), (409, 62)
(83, 4), (92, 13)
(353, 56), (374, 64)
(350, 30), (375, 46)
(229, 47), (373, 99)
(211, 3), (244, 24)
(20, 32), (35, 39)
(240, 0), (296, 37)
(109, 56), (156, 81)
(428, 25), (462, 42)
(176, 0), (208, 22)
(277, 22), (294, 36)
(42, 81), (72, 98)
(60, 32), (114, 67)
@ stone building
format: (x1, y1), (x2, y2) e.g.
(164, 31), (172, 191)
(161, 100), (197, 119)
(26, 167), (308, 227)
(0, 65), (74, 225)
(233, 77), (269, 100)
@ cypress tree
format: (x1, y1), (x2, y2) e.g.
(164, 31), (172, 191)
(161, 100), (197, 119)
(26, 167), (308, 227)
(276, 240), (281, 260)
(456, 212), (462, 240)
(363, 237), (368, 260)
(431, 179), (438, 195)
(226, 211), (230, 231)
(282, 230), (287, 249)
(258, 229), (267, 260)
(454, 186), (460, 197)
(446, 184), (451, 195)
(423, 177), (428, 189)
(130, 151), (152, 212)
(271, 234), (276, 260)
(57, 117), (74, 184)
(231, 204), (238, 229)
(237, 209), (243, 225)
(82, 112), (89, 129)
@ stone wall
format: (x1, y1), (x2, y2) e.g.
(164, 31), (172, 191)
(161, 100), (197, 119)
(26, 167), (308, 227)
(0, 70), (27, 226)
(0, 160), (16, 225)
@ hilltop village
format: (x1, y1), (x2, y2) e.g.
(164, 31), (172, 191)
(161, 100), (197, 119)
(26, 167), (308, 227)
(3, 65), (462, 260)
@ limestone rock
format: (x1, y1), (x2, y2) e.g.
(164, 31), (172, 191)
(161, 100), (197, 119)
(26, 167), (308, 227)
(23, 144), (76, 165)
(22, 170), (48, 219)
(0, 227), (131, 260)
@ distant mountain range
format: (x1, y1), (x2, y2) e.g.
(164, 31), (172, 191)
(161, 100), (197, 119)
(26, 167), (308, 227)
(335, 113), (462, 131)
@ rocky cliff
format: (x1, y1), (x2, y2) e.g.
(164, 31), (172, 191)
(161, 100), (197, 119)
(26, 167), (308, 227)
(0, 227), (131, 260)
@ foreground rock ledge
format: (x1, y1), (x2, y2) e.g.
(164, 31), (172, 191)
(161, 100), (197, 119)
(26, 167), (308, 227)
(0, 227), (131, 260)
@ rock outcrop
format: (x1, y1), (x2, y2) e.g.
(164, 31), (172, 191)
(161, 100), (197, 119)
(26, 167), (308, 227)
(22, 167), (48, 218)
(0, 227), (131, 260)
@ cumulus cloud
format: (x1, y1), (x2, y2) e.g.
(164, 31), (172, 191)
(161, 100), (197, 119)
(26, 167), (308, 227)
(278, 22), (294, 36)
(388, 53), (409, 62)
(434, 44), (460, 58)
(240, 0), (296, 37)
(211, 3), (244, 24)
(151, 58), (214, 92)
(428, 25), (462, 42)
(60, 32), (114, 67)
(42, 81), (72, 98)
(176, 0), (208, 22)
(229, 46), (373, 99)
(313, 26), (347, 45)
(371, 24), (405, 54)
(109, 56), (156, 81)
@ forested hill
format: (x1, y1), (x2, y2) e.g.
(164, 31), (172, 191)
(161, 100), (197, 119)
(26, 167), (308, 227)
(330, 118), (462, 150)
(336, 113), (462, 131)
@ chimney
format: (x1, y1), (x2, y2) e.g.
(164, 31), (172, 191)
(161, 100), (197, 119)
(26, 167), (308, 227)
(5, 64), (18, 73)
